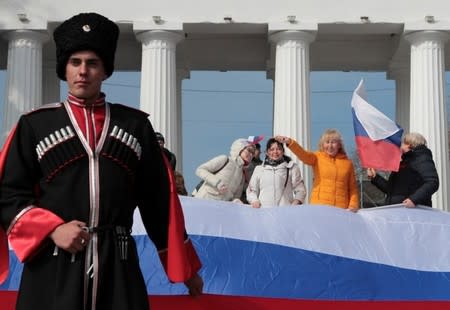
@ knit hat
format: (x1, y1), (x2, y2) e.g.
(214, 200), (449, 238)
(53, 12), (119, 80)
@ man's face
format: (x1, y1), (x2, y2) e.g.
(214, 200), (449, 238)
(157, 140), (165, 148)
(65, 50), (106, 102)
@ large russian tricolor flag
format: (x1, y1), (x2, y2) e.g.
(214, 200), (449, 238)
(2, 197), (450, 309)
(352, 79), (403, 171)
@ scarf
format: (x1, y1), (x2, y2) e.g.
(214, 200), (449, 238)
(264, 157), (285, 167)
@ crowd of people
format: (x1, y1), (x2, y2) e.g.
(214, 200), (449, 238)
(0, 11), (441, 310)
(189, 129), (439, 211)
(190, 130), (360, 211)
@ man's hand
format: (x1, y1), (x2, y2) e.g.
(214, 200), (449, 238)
(49, 220), (90, 254)
(184, 273), (203, 297)
(367, 168), (376, 179)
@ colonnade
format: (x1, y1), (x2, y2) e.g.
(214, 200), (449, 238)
(1, 27), (449, 210)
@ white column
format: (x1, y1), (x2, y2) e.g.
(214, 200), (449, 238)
(136, 30), (183, 154)
(43, 62), (61, 104)
(405, 30), (450, 211)
(387, 65), (410, 132)
(269, 30), (316, 193)
(1, 30), (48, 143)
(175, 69), (190, 172)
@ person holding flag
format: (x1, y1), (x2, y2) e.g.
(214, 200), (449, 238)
(351, 79), (439, 208)
(367, 132), (439, 208)
(351, 79), (404, 172)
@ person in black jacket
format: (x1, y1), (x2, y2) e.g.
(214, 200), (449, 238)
(241, 142), (263, 203)
(367, 132), (439, 207)
(155, 132), (177, 170)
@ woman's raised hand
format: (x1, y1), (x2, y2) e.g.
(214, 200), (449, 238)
(274, 135), (291, 144)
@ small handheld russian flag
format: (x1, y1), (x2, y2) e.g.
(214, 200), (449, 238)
(351, 79), (403, 172)
(247, 135), (264, 145)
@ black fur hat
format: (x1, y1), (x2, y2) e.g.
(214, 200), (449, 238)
(53, 12), (119, 80)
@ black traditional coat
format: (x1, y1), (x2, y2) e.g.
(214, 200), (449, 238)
(0, 99), (200, 310)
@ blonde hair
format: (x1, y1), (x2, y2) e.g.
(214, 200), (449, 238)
(318, 129), (346, 155)
(403, 132), (427, 148)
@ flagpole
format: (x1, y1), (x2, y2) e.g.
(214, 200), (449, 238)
(359, 172), (363, 209)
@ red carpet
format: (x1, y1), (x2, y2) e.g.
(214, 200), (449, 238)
(0, 291), (449, 309)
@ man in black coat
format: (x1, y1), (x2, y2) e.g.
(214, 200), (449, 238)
(155, 132), (177, 171)
(0, 12), (202, 310)
(367, 132), (439, 207)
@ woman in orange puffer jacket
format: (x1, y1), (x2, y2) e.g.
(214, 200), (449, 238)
(276, 129), (359, 211)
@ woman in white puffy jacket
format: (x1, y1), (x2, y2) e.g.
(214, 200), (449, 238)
(193, 138), (256, 202)
(247, 138), (306, 208)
